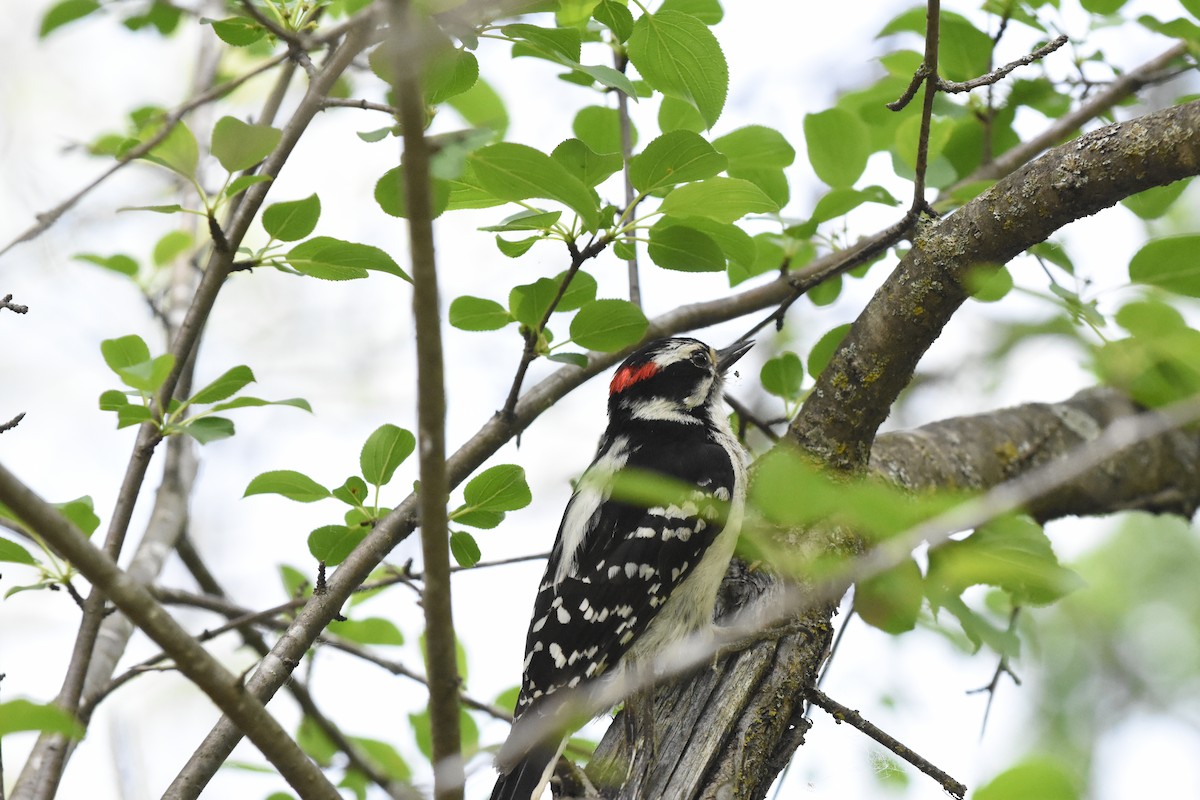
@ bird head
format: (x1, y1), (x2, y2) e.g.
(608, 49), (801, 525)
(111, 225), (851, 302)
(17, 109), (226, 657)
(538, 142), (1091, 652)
(607, 337), (754, 424)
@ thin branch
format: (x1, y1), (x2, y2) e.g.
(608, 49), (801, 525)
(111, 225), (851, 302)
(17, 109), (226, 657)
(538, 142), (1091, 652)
(806, 688), (967, 799)
(615, 51), (641, 308)
(387, 2), (463, 798)
(939, 35), (1068, 93)
(0, 414), (24, 434)
(910, 0), (941, 216)
(322, 97), (401, 114)
(966, 606), (1022, 737)
(0, 464), (342, 798)
(0, 295), (28, 314)
(0, 52), (289, 259)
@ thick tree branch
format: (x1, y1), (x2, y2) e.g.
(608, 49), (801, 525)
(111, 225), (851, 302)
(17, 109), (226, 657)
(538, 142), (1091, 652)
(792, 99), (1200, 471)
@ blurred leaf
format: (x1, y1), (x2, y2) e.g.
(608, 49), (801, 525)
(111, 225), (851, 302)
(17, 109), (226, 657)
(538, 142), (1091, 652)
(965, 265), (1014, 303)
(350, 737), (412, 782)
(374, 167), (452, 220)
(570, 299), (649, 351)
(142, 121), (199, 179)
(57, 496), (100, 537)
(206, 16), (267, 46)
(479, 209), (562, 233)
(152, 230), (193, 267)
(1121, 179), (1190, 219)
(804, 108), (869, 188)
(0, 700), (84, 738)
(1129, 235), (1200, 297)
(76, 253), (138, 277)
(572, 106), (627, 154)
(503, 23), (582, 63)
(855, 558), (924, 634)
(181, 416), (235, 444)
(245, 470), (331, 502)
(211, 116), (281, 172)
(660, 0), (723, 23)
(975, 756), (1079, 800)
(100, 335), (151, 372)
(712, 125), (795, 170)
(0, 537), (38, 566)
(328, 617), (404, 646)
(208, 396), (311, 413)
(447, 78), (509, 136)
(39, 0), (100, 37)
(360, 424), (416, 487)
(808, 323), (852, 379)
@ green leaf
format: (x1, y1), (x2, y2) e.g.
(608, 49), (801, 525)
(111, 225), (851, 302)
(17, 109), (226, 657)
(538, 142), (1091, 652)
(572, 106), (628, 154)
(469, 143), (600, 230)
(495, 236), (539, 258)
(503, 23), (582, 63)
(115, 405), (153, 429)
(965, 265), (1013, 303)
(374, 167), (451, 220)
(447, 79), (509, 136)
(450, 531), (482, 567)
(286, 237), (411, 282)
(627, 11), (728, 128)
(181, 416), (235, 444)
(350, 737), (412, 782)
(937, 16), (994, 83)
(555, 270), (598, 311)
(509, 278), (560, 329)
(463, 464), (532, 512)
(57, 497), (100, 537)
(548, 352), (589, 368)
(209, 396), (312, 413)
(297, 716), (337, 766)
(101, 335), (151, 373)
(116, 354), (175, 393)
(211, 116), (281, 173)
(551, 139), (622, 188)
(263, 194), (321, 242)
(451, 507), (505, 529)
(0, 700), (84, 739)
(75, 253), (139, 277)
(975, 756), (1079, 800)
(39, 0), (100, 38)
(647, 225), (725, 272)
(449, 296), (514, 331)
(332, 476), (370, 507)
(1129, 235), (1200, 297)
(712, 125), (796, 170)
(659, 177), (778, 223)
(1082, 0), (1128, 12)
(207, 16), (267, 46)
(0, 537), (38, 566)
(760, 352), (804, 400)
(1121, 179), (1190, 219)
(594, 0), (634, 41)
(142, 122), (199, 179)
(479, 209), (563, 233)
(245, 470), (331, 502)
(657, 217), (755, 270)
(804, 108), (869, 188)
(360, 424), (416, 487)
(660, 0), (723, 23)
(658, 95), (707, 134)
(570, 299), (649, 351)
(854, 558), (924, 634)
(928, 516), (1084, 606)
(328, 617), (405, 646)
(189, 365), (255, 405)
(152, 230), (193, 267)
(808, 323), (852, 379)
(567, 63), (639, 99)
(629, 130), (727, 192)
(308, 524), (367, 566)
(424, 48), (479, 105)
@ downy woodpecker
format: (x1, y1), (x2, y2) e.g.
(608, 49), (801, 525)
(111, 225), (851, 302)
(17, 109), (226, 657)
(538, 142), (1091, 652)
(490, 336), (753, 800)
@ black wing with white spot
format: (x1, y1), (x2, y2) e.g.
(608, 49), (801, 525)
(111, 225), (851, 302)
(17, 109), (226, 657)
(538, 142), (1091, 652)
(514, 428), (736, 717)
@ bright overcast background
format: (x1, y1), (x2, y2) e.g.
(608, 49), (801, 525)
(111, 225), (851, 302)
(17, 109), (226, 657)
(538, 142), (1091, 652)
(2, 0), (1198, 798)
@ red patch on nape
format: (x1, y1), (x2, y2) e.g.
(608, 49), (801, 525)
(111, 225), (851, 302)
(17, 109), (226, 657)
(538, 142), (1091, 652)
(610, 362), (659, 394)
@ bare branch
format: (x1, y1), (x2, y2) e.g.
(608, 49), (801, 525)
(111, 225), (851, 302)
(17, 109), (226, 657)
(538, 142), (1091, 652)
(0, 294), (28, 314)
(939, 34), (1068, 93)
(806, 688), (967, 798)
(0, 414), (24, 434)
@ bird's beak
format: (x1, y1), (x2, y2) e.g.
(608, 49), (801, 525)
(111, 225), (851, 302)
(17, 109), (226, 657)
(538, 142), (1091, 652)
(716, 339), (754, 372)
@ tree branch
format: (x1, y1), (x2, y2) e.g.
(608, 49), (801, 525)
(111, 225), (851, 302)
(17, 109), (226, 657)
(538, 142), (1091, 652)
(0, 463), (342, 798)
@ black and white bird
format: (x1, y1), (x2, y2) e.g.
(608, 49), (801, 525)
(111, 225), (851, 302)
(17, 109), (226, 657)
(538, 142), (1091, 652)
(490, 336), (753, 800)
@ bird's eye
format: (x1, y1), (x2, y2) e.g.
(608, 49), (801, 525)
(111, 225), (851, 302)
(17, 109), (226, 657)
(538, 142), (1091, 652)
(690, 351), (710, 367)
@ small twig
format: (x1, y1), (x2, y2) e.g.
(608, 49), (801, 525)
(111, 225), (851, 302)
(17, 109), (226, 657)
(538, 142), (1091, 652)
(966, 606), (1022, 737)
(806, 687), (967, 799)
(723, 393), (780, 443)
(0, 294), (28, 314)
(322, 97), (400, 114)
(940, 35), (1068, 93)
(615, 51), (641, 308)
(0, 414), (24, 434)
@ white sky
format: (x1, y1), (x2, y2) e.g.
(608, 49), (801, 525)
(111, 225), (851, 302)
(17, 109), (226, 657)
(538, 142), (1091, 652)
(1, 1), (1197, 799)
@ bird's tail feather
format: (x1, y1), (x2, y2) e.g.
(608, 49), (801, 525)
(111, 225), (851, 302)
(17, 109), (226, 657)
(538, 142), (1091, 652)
(490, 736), (566, 800)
